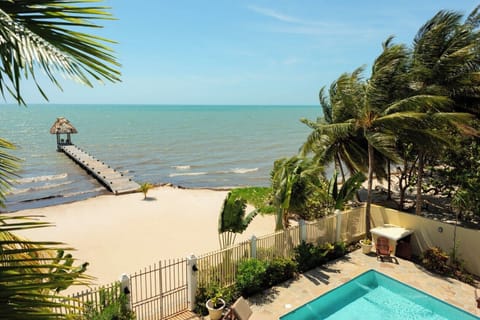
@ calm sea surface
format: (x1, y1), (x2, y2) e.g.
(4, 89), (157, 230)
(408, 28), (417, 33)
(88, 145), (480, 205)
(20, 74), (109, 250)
(0, 104), (320, 212)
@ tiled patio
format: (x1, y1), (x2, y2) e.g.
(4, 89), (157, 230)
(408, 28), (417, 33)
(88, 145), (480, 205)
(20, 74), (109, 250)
(247, 249), (480, 319)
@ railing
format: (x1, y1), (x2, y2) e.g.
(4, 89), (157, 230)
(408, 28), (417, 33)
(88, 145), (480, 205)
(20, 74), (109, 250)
(130, 258), (188, 320)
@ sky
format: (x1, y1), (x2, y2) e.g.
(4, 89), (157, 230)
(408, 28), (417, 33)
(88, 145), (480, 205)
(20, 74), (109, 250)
(21, 0), (480, 105)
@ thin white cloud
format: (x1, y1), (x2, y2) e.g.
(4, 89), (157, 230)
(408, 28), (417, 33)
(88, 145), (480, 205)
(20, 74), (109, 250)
(247, 5), (301, 24)
(247, 5), (382, 39)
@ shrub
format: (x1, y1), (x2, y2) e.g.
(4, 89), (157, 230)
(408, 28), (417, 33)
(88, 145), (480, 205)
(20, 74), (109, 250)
(236, 259), (267, 297)
(82, 289), (135, 320)
(421, 247), (449, 274)
(294, 241), (347, 273)
(265, 257), (297, 287)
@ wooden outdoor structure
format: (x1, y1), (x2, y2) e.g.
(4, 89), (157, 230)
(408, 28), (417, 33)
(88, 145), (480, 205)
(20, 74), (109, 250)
(50, 117), (140, 195)
(50, 117), (77, 150)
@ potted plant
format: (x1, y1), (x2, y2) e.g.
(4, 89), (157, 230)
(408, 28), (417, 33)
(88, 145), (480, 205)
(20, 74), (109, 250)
(359, 238), (373, 254)
(205, 293), (225, 320)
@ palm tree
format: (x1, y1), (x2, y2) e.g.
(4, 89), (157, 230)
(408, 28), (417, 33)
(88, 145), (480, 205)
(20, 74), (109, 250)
(304, 38), (453, 238)
(0, 1), (120, 318)
(328, 171), (366, 211)
(408, 7), (480, 214)
(0, 0), (120, 104)
(139, 182), (154, 200)
(301, 68), (370, 182)
(271, 156), (323, 230)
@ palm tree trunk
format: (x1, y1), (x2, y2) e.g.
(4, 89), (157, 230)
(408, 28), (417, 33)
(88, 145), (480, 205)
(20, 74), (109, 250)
(275, 208), (284, 231)
(336, 154), (346, 183)
(415, 151), (424, 215)
(387, 159), (392, 200)
(365, 143), (374, 239)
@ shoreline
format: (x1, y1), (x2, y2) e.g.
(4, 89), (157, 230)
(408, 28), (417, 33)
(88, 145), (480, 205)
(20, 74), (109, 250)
(14, 185), (276, 292)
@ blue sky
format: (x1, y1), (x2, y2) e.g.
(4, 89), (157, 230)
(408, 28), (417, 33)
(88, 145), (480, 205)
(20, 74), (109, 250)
(23, 0), (480, 105)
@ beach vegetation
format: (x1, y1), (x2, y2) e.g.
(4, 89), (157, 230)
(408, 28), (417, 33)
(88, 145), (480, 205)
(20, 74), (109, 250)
(138, 182), (153, 200)
(300, 6), (480, 231)
(218, 192), (258, 248)
(271, 156), (324, 230)
(230, 187), (275, 214)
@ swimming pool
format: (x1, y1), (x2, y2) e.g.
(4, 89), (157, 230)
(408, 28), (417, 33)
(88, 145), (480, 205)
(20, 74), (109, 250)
(280, 270), (479, 320)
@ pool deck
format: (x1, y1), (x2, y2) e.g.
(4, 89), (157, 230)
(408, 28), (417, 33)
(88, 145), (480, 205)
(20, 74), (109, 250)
(247, 249), (480, 319)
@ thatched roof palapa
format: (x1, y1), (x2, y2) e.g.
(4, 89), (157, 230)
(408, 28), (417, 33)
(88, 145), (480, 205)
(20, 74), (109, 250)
(50, 117), (78, 134)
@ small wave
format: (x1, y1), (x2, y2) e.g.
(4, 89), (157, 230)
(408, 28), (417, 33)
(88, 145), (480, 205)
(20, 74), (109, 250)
(62, 187), (106, 198)
(8, 181), (74, 195)
(15, 173), (68, 184)
(172, 165), (191, 170)
(169, 172), (207, 177)
(231, 168), (258, 174)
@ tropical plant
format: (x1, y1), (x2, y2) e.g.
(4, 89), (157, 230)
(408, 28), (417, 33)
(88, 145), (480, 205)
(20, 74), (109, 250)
(0, 138), (19, 208)
(138, 182), (153, 200)
(407, 7), (480, 214)
(328, 170), (366, 211)
(270, 156), (324, 230)
(302, 31), (477, 236)
(0, 214), (92, 319)
(218, 192), (257, 248)
(0, 0), (120, 104)
(0, 1), (120, 318)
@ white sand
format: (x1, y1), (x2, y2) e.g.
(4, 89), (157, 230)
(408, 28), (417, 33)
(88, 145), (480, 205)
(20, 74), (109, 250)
(14, 186), (276, 290)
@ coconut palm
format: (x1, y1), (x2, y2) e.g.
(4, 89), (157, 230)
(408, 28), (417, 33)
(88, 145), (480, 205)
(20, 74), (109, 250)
(304, 38), (455, 238)
(139, 182), (153, 200)
(408, 7), (480, 214)
(0, 0), (120, 104)
(271, 156), (324, 230)
(0, 1), (120, 318)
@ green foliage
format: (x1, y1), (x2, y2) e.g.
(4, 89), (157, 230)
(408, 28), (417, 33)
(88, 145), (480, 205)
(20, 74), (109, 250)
(194, 283), (237, 316)
(294, 241), (326, 272)
(82, 288), (135, 320)
(328, 171), (366, 210)
(0, 0), (121, 104)
(264, 258), (297, 287)
(236, 259), (267, 297)
(421, 247), (450, 274)
(419, 247), (475, 284)
(271, 156), (324, 230)
(293, 241), (347, 273)
(0, 214), (93, 319)
(230, 187), (275, 214)
(0, 138), (20, 208)
(138, 182), (153, 199)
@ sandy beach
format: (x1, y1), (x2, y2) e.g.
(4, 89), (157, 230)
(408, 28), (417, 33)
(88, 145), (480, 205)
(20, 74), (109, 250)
(14, 186), (276, 291)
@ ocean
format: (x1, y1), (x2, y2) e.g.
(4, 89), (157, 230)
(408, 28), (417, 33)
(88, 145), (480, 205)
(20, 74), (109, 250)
(0, 104), (320, 212)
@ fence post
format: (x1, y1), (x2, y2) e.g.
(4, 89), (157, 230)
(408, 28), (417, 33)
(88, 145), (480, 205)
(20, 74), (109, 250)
(299, 219), (306, 242)
(120, 273), (132, 311)
(186, 253), (198, 311)
(335, 209), (342, 242)
(250, 235), (257, 259)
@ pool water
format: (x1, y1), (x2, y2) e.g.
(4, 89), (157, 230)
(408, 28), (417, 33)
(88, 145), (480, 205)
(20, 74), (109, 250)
(280, 270), (479, 320)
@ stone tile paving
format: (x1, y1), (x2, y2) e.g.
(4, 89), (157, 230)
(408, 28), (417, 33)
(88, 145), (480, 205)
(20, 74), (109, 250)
(248, 249), (480, 319)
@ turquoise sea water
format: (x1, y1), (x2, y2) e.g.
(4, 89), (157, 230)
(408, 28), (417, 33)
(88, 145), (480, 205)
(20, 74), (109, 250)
(0, 104), (319, 211)
(281, 270), (479, 320)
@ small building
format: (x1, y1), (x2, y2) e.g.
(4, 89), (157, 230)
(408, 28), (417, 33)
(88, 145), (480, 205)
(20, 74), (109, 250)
(50, 117), (78, 150)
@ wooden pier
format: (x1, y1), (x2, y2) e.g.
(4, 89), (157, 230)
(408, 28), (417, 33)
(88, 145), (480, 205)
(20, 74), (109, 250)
(59, 144), (140, 195)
